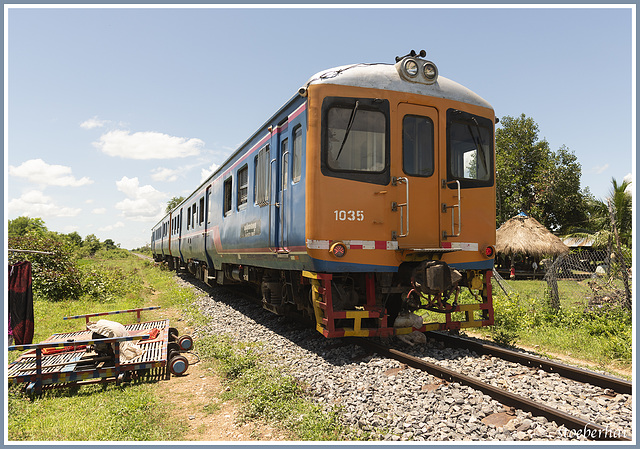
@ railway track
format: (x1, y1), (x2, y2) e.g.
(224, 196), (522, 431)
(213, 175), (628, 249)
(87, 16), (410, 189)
(426, 331), (632, 395)
(351, 338), (631, 442)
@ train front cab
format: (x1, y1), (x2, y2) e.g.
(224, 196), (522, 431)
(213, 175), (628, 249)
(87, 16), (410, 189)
(304, 77), (496, 338)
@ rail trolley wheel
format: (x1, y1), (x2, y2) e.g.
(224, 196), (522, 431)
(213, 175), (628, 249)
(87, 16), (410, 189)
(169, 354), (189, 376)
(169, 327), (179, 342)
(178, 335), (193, 351)
(168, 341), (180, 355)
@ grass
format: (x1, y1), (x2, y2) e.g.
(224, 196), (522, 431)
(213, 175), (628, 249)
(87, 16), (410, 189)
(8, 383), (183, 441)
(477, 278), (632, 374)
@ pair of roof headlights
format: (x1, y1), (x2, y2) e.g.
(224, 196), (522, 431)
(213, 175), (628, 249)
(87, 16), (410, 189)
(400, 58), (438, 84)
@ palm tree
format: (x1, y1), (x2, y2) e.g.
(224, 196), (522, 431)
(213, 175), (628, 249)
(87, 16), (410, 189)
(608, 178), (632, 246)
(565, 177), (632, 248)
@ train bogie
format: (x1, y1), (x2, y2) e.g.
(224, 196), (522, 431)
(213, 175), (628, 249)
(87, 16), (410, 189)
(152, 51), (497, 338)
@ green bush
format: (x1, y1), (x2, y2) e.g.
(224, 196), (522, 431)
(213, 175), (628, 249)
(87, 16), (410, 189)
(490, 292), (523, 346)
(488, 282), (632, 364)
(9, 234), (83, 301)
(80, 264), (143, 301)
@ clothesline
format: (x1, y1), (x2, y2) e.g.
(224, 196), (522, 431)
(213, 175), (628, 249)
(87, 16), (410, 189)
(9, 248), (55, 255)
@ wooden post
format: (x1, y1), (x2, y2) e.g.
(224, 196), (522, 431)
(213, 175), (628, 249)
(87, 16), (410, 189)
(546, 256), (561, 312)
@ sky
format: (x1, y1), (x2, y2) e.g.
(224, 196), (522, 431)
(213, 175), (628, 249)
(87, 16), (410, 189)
(4, 5), (635, 250)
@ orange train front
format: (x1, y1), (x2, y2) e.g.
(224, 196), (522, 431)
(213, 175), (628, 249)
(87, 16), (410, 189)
(152, 51), (496, 338)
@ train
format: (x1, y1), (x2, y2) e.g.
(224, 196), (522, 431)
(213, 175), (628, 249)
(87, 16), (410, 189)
(152, 50), (496, 338)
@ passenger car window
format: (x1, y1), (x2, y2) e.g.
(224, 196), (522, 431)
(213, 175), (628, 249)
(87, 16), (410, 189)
(238, 165), (248, 210)
(223, 178), (232, 216)
(254, 145), (270, 206)
(292, 125), (302, 183)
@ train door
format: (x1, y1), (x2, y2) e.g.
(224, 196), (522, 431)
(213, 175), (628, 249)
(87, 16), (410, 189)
(392, 103), (440, 249)
(269, 121), (289, 254)
(441, 109), (494, 247)
(279, 129), (290, 252)
(203, 185), (215, 268)
(177, 207), (184, 261)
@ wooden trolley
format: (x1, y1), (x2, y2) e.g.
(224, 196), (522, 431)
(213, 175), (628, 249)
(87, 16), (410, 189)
(8, 307), (192, 396)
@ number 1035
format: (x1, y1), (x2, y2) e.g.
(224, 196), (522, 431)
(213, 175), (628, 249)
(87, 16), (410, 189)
(334, 210), (365, 221)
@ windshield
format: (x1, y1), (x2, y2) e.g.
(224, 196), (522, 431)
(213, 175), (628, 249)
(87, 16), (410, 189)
(447, 109), (493, 187)
(327, 106), (386, 172)
(321, 97), (390, 185)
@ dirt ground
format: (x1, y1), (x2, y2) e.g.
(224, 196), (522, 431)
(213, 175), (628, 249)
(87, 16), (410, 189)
(141, 282), (290, 441)
(154, 357), (290, 441)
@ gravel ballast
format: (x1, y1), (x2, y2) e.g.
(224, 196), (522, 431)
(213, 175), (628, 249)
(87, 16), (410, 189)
(177, 275), (633, 442)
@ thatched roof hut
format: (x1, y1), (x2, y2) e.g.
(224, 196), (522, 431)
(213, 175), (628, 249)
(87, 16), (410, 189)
(496, 213), (570, 258)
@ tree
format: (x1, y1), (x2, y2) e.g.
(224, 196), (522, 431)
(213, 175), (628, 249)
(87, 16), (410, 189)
(496, 114), (551, 225)
(8, 216), (48, 237)
(608, 177), (632, 246)
(166, 196), (185, 213)
(9, 232), (83, 301)
(65, 231), (83, 247)
(83, 234), (102, 256)
(103, 238), (117, 250)
(536, 145), (590, 234)
(495, 114), (589, 232)
(580, 177), (632, 247)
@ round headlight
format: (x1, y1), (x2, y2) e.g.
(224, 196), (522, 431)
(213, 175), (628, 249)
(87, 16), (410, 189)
(423, 62), (437, 81)
(404, 59), (419, 77)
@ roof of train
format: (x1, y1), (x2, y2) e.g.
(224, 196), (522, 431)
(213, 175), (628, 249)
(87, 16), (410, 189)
(304, 62), (493, 111)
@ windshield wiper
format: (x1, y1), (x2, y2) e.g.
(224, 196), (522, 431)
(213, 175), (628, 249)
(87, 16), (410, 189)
(335, 101), (359, 161)
(468, 118), (488, 174)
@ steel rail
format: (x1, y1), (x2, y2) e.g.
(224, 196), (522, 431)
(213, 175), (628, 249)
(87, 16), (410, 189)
(427, 331), (632, 395)
(351, 338), (631, 442)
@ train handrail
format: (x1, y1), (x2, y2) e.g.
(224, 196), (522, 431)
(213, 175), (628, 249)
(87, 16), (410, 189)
(393, 176), (409, 238)
(442, 179), (461, 239)
(268, 157), (278, 253)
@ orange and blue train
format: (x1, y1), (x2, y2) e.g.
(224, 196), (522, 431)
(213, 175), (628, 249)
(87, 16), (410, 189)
(152, 51), (496, 338)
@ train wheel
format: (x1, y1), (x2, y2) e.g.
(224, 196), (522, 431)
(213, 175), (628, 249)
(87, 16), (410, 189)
(169, 354), (189, 376)
(168, 342), (180, 358)
(178, 335), (193, 351)
(169, 327), (179, 342)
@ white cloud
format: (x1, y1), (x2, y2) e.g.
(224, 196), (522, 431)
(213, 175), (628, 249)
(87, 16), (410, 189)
(92, 208), (107, 214)
(98, 221), (125, 232)
(8, 190), (81, 217)
(592, 163), (609, 175)
(624, 173), (633, 196)
(115, 176), (167, 221)
(151, 167), (180, 182)
(94, 130), (204, 160)
(80, 116), (108, 129)
(9, 159), (93, 187)
(200, 163), (220, 183)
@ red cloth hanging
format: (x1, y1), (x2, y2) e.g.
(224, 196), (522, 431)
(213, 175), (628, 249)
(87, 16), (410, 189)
(9, 261), (34, 345)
